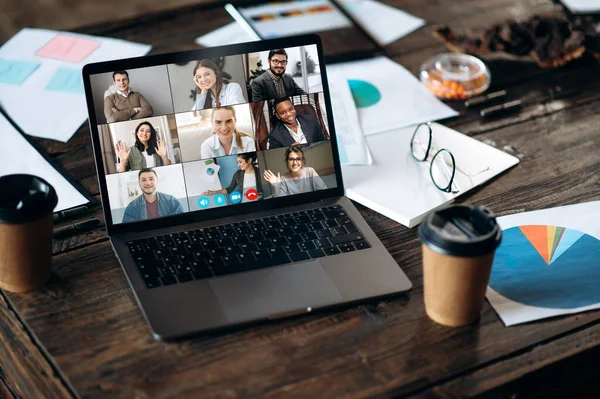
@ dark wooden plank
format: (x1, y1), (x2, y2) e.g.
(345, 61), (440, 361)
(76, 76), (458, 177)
(0, 293), (73, 399)
(0, 0), (219, 44)
(0, 372), (16, 399)
(409, 321), (600, 398)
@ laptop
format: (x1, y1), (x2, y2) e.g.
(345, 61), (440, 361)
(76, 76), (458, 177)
(82, 34), (411, 340)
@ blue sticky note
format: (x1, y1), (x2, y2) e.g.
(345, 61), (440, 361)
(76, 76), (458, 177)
(45, 67), (83, 93)
(0, 58), (40, 85)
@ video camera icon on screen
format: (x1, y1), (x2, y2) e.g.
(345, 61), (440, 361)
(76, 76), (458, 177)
(229, 191), (242, 204)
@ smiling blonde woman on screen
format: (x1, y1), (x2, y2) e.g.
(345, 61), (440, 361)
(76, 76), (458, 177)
(200, 106), (256, 158)
(191, 59), (246, 110)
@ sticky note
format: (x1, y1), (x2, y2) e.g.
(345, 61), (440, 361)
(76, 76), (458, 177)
(35, 34), (100, 63)
(45, 68), (83, 93)
(0, 58), (40, 85)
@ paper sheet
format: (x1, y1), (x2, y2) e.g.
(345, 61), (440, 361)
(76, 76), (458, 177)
(195, 22), (258, 47)
(559, 0), (600, 13)
(328, 57), (458, 136)
(200, 162), (221, 183)
(486, 202), (600, 327)
(0, 28), (151, 143)
(337, 0), (425, 46)
(326, 69), (372, 165)
(0, 112), (89, 212)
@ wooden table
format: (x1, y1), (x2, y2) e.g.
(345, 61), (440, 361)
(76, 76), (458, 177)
(2, 1), (600, 398)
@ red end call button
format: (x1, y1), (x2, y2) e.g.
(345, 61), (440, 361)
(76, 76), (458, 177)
(245, 188), (258, 201)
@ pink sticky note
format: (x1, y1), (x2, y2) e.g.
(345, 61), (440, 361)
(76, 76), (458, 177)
(35, 34), (100, 63)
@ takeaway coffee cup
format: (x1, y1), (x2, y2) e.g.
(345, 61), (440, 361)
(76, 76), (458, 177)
(418, 205), (501, 327)
(0, 174), (58, 293)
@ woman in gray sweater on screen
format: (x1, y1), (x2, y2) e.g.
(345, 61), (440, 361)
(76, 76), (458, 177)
(263, 145), (327, 197)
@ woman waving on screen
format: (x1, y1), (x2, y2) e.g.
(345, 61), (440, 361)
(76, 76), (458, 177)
(263, 145), (327, 197)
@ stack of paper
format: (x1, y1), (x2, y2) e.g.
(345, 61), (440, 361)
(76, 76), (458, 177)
(0, 28), (151, 142)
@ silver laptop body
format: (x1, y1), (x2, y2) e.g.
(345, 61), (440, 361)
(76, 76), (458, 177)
(83, 34), (411, 340)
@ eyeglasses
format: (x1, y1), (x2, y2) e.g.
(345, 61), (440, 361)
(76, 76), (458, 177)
(287, 157), (303, 163)
(271, 59), (288, 65)
(410, 122), (490, 193)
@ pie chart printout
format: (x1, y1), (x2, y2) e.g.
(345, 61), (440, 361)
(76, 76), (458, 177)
(348, 79), (381, 108)
(489, 225), (600, 309)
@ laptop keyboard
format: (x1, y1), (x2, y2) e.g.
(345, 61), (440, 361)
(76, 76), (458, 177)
(126, 205), (371, 289)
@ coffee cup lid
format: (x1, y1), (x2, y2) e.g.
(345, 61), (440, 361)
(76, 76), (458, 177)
(0, 174), (58, 224)
(418, 205), (501, 257)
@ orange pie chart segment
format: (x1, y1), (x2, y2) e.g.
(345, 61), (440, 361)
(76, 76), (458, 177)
(519, 225), (550, 264)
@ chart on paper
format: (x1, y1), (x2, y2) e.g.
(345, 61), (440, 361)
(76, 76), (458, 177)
(489, 225), (600, 309)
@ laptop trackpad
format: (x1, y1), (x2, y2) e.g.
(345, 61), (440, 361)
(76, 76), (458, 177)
(209, 261), (343, 322)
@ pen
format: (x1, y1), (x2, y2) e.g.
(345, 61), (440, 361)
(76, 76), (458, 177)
(53, 217), (101, 238)
(53, 205), (89, 223)
(465, 90), (507, 107)
(480, 100), (523, 117)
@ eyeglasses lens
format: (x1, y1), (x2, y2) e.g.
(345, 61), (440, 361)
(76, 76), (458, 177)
(411, 124), (431, 161)
(431, 149), (455, 190)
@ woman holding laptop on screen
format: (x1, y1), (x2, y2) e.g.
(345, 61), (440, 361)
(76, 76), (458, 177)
(191, 59), (246, 110)
(203, 152), (262, 202)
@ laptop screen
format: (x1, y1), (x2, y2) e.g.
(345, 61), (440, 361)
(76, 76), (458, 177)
(85, 38), (341, 227)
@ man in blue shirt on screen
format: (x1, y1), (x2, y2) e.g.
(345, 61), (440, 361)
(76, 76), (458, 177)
(122, 168), (183, 223)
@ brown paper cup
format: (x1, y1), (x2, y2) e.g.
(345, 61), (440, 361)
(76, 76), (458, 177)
(422, 244), (495, 326)
(0, 174), (57, 293)
(0, 214), (54, 293)
(418, 205), (501, 327)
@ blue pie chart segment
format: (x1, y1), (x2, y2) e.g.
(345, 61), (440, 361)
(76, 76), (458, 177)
(550, 229), (584, 264)
(348, 79), (381, 108)
(489, 226), (600, 309)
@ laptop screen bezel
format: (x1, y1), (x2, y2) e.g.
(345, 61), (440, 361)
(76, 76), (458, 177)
(82, 34), (345, 236)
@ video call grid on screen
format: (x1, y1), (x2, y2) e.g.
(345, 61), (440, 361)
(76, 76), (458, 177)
(88, 44), (339, 225)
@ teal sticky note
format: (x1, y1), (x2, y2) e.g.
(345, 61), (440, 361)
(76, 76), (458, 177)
(0, 58), (40, 85)
(45, 67), (83, 93)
